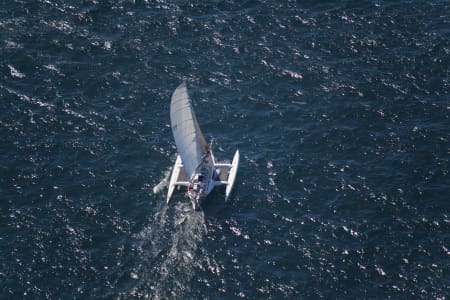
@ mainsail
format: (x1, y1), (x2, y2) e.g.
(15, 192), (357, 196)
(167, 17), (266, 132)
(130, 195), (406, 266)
(170, 82), (207, 177)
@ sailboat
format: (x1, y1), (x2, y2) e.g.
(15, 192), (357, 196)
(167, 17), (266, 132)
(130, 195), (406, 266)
(166, 82), (239, 210)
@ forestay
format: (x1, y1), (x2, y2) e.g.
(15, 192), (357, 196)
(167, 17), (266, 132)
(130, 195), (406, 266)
(170, 82), (207, 177)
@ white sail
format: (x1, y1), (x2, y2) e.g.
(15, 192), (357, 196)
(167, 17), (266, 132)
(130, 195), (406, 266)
(170, 82), (207, 177)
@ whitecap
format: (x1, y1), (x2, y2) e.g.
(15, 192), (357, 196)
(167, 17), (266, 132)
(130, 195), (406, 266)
(8, 65), (25, 78)
(44, 64), (58, 71)
(5, 40), (23, 49)
(104, 40), (112, 49)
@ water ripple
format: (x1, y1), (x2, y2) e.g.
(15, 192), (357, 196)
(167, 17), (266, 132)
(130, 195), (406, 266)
(1, 0), (449, 299)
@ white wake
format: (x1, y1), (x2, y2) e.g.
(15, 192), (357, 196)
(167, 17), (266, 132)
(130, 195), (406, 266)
(153, 168), (172, 194)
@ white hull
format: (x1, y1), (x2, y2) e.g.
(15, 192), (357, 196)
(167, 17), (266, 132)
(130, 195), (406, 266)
(225, 150), (239, 202)
(166, 149), (240, 205)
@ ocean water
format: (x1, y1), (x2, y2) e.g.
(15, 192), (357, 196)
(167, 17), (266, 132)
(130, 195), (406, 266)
(1, 0), (449, 299)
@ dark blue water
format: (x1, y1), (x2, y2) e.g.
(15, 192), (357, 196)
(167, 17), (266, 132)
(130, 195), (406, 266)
(1, 1), (449, 299)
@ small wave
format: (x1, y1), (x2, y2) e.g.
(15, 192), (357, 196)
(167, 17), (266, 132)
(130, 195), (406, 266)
(5, 40), (23, 49)
(2, 85), (54, 110)
(8, 64), (25, 78)
(43, 64), (64, 76)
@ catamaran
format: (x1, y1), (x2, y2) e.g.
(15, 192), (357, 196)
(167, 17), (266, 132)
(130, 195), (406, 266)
(166, 82), (239, 210)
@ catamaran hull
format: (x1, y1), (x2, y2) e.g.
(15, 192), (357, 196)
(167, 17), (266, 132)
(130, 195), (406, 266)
(166, 149), (240, 206)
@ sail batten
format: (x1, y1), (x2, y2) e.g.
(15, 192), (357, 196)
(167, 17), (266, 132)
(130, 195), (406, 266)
(170, 82), (207, 177)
